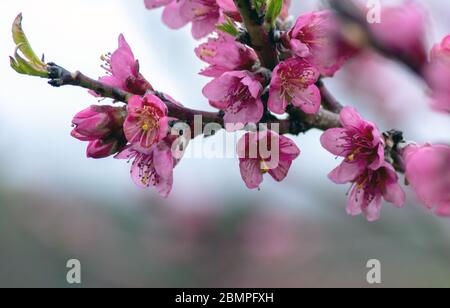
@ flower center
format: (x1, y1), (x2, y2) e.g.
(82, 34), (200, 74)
(138, 105), (160, 132)
(260, 160), (271, 174)
(199, 47), (216, 58)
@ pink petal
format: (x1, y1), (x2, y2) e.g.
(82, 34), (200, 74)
(279, 135), (301, 161)
(127, 95), (144, 113)
(363, 195), (383, 222)
(154, 145), (174, 179)
(114, 146), (134, 160)
(144, 0), (173, 9)
(328, 161), (365, 184)
(155, 176), (174, 198)
(268, 159), (293, 182)
(320, 128), (349, 156)
(202, 74), (236, 102)
(383, 181), (406, 208)
(368, 144), (386, 170)
(130, 162), (148, 189)
(339, 107), (364, 128)
(267, 88), (287, 115)
(435, 201), (450, 217)
(98, 75), (124, 90)
(110, 35), (136, 81)
(191, 18), (218, 40)
(290, 39), (311, 58)
(347, 186), (363, 216)
(158, 117), (170, 141)
(223, 99), (264, 127)
(291, 85), (321, 114)
(217, 0), (237, 12)
(162, 2), (189, 29)
(241, 75), (263, 99)
(239, 159), (264, 189)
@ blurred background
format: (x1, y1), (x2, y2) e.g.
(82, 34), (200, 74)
(0, 0), (449, 288)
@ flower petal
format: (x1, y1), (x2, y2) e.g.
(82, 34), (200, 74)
(291, 85), (321, 114)
(268, 159), (293, 182)
(328, 161), (365, 184)
(363, 195), (383, 222)
(267, 88), (287, 115)
(383, 181), (406, 208)
(320, 128), (349, 156)
(239, 159), (264, 189)
(340, 106), (364, 128)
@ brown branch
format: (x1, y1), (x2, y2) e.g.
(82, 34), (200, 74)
(234, 0), (279, 70)
(296, 108), (342, 132)
(45, 63), (340, 137)
(47, 63), (224, 132)
(48, 63), (133, 102)
(328, 0), (427, 78)
(317, 79), (344, 113)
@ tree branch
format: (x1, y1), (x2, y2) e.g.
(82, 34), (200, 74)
(45, 63), (340, 137)
(234, 0), (279, 70)
(317, 79), (344, 113)
(328, 0), (427, 78)
(47, 63), (133, 102)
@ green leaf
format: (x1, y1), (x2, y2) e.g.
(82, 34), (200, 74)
(265, 0), (283, 25)
(12, 13), (45, 67)
(216, 17), (239, 37)
(252, 0), (267, 12)
(12, 45), (48, 77)
(10, 56), (26, 74)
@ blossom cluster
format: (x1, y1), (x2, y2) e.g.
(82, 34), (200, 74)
(11, 1), (449, 222)
(77, 1), (356, 198)
(321, 107), (405, 221)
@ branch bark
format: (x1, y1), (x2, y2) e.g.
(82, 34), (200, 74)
(234, 0), (279, 70)
(317, 79), (344, 113)
(328, 0), (427, 78)
(46, 63), (340, 136)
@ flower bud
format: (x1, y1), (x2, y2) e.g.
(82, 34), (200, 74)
(71, 105), (125, 141)
(86, 138), (124, 159)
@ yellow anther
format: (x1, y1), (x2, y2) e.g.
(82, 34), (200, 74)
(261, 161), (270, 174)
(200, 48), (216, 58)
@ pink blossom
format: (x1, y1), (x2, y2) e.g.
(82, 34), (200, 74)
(347, 163), (405, 222)
(216, 0), (238, 13)
(96, 34), (153, 96)
(124, 94), (169, 149)
(280, 0), (292, 21)
(268, 58), (321, 115)
(143, 0), (172, 9)
(320, 107), (385, 184)
(287, 11), (355, 77)
(425, 36), (450, 113)
(403, 144), (450, 217)
(431, 35), (450, 62)
(371, 2), (427, 70)
(145, 0), (223, 39)
(71, 105), (126, 159)
(202, 70), (264, 129)
(86, 139), (125, 159)
(115, 139), (177, 197)
(425, 63), (450, 113)
(237, 130), (300, 189)
(195, 32), (257, 78)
